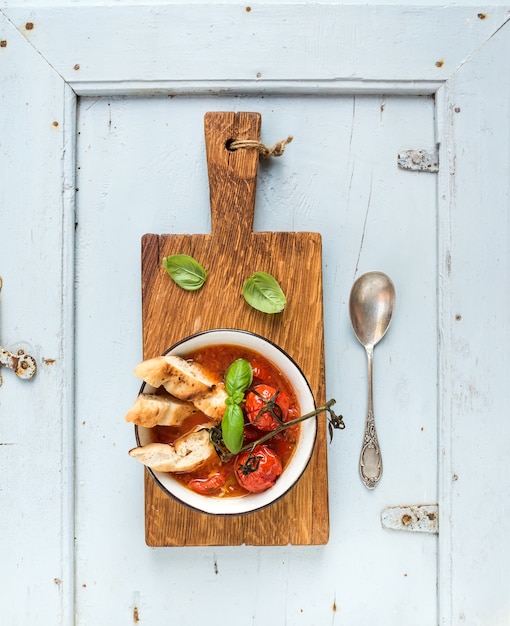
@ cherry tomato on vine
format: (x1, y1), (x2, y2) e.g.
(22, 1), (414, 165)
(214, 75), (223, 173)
(245, 384), (290, 431)
(235, 445), (283, 493)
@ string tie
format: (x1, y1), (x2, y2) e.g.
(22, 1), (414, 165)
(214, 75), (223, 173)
(228, 136), (293, 158)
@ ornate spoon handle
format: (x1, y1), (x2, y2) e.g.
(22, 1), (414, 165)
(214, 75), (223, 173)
(359, 346), (382, 489)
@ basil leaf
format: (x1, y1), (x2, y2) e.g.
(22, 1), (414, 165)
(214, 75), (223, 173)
(222, 403), (245, 454)
(162, 254), (207, 291)
(225, 358), (253, 397)
(242, 271), (286, 314)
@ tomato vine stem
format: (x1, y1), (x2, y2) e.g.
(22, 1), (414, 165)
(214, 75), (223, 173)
(211, 399), (344, 462)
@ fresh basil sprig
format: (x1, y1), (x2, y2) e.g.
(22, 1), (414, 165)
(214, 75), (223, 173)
(221, 358), (253, 454)
(162, 254), (207, 291)
(211, 398), (344, 463)
(242, 271), (286, 314)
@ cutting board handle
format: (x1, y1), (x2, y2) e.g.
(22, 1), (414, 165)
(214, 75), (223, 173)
(205, 111), (261, 241)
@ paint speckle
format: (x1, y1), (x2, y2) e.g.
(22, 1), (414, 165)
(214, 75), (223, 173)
(74, 64), (80, 71)
(52, 122), (59, 128)
(0, 40), (7, 48)
(25, 22), (34, 30)
(54, 578), (62, 586)
(256, 72), (262, 78)
(477, 13), (487, 20)
(133, 606), (140, 623)
(455, 314), (462, 321)
(435, 59), (444, 68)
(454, 107), (461, 113)
(246, 6), (251, 11)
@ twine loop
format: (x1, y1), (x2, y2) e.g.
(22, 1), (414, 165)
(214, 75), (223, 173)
(228, 135), (293, 158)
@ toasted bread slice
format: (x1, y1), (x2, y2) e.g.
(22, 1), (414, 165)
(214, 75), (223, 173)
(129, 424), (216, 473)
(134, 355), (227, 420)
(124, 393), (197, 428)
(192, 389), (228, 421)
(134, 355), (217, 397)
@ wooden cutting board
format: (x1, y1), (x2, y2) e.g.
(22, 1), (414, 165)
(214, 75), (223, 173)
(140, 111), (328, 546)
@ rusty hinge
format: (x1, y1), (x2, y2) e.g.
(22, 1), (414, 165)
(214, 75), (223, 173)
(381, 504), (438, 534)
(0, 276), (37, 385)
(397, 149), (439, 173)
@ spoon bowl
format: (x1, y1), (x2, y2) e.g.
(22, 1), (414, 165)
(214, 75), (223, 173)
(350, 272), (396, 349)
(349, 271), (396, 489)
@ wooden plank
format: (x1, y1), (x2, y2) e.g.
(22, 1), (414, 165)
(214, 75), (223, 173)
(3, 6), (509, 93)
(0, 12), (75, 626)
(436, 21), (510, 625)
(140, 112), (328, 545)
(71, 93), (438, 623)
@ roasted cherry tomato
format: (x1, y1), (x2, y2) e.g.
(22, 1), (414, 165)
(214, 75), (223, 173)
(188, 472), (227, 495)
(245, 384), (290, 431)
(235, 445), (283, 493)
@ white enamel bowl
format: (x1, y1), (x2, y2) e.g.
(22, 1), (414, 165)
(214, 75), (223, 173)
(135, 329), (317, 515)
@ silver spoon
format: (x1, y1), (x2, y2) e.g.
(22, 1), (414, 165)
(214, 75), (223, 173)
(349, 271), (396, 489)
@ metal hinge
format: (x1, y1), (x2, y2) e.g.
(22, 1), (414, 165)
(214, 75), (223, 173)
(381, 504), (439, 534)
(397, 149), (439, 173)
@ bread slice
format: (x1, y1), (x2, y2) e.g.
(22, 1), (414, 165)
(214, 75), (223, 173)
(124, 393), (197, 428)
(134, 355), (212, 395)
(134, 355), (227, 420)
(192, 389), (229, 421)
(129, 424), (217, 473)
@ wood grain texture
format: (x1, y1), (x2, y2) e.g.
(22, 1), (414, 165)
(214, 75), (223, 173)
(141, 112), (328, 545)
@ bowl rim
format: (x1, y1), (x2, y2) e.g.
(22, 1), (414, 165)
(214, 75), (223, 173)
(134, 328), (317, 516)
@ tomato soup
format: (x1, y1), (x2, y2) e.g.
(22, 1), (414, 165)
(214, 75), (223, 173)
(149, 344), (301, 497)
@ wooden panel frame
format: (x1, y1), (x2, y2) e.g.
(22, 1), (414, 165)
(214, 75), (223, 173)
(1, 4), (509, 623)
